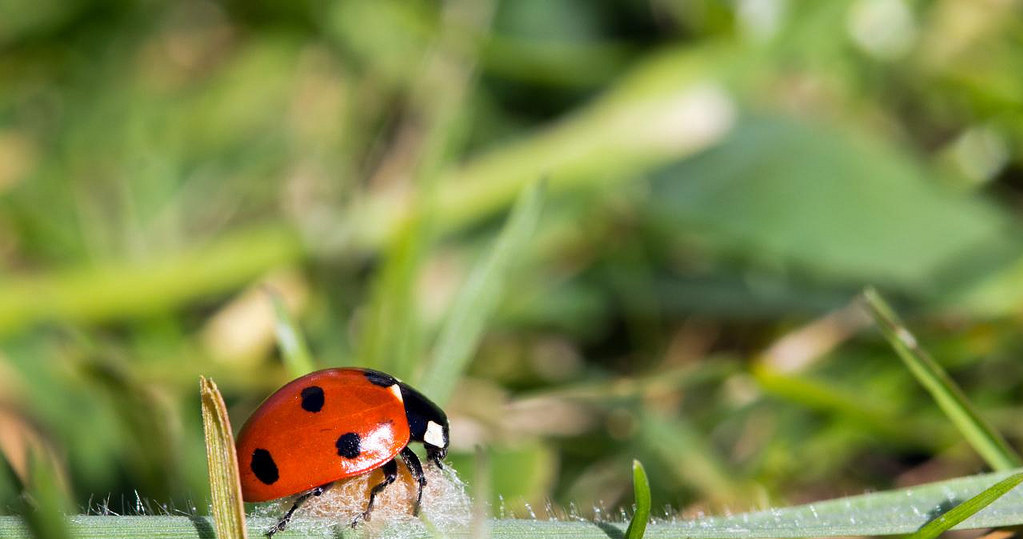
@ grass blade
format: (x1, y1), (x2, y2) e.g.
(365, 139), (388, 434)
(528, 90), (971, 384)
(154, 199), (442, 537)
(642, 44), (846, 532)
(420, 180), (545, 404)
(0, 224), (302, 336)
(357, 214), (429, 379)
(2, 468), (1023, 537)
(624, 460), (651, 539)
(909, 472), (1023, 539)
(26, 453), (71, 539)
(2, 464), (1023, 539)
(200, 376), (248, 539)
(267, 287), (316, 377)
(355, 0), (494, 381)
(753, 367), (944, 449)
(860, 287), (1021, 470)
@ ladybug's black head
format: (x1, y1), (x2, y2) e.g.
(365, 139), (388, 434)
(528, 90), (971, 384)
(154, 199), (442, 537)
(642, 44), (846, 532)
(399, 382), (449, 466)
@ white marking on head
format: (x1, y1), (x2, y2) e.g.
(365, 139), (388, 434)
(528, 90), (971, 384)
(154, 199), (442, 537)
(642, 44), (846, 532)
(424, 421), (445, 448)
(389, 384), (403, 402)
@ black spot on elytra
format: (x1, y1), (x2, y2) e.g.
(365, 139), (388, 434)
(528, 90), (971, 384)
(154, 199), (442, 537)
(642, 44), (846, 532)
(336, 432), (361, 459)
(364, 370), (397, 387)
(251, 448), (279, 485)
(300, 385), (325, 413)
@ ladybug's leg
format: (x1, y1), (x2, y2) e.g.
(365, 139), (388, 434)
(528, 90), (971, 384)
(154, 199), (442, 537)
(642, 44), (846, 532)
(267, 483), (331, 538)
(399, 447), (426, 515)
(353, 459), (399, 527)
(426, 446), (446, 470)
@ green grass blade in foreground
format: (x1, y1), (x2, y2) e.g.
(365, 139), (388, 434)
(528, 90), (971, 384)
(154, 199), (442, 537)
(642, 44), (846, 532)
(624, 460), (651, 539)
(421, 180), (545, 404)
(201, 376), (249, 539)
(267, 288), (316, 377)
(909, 472), (1023, 539)
(4, 469), (1023, 538)
(861, 287), (1021, 470)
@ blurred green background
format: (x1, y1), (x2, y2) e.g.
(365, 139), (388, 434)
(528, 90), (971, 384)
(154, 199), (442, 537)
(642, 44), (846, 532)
(2, 0), (1023, 522)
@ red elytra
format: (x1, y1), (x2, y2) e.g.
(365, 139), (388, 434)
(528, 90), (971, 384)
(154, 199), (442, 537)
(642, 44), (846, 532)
(235, 368), (450, 535)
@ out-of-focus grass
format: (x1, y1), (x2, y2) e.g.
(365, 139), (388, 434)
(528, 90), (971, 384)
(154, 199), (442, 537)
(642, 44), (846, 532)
(1, 0), (1023, 531)
(422, 180), (544, 403)
(1, 450), (72, 539)
(862, 288), (1021, 470)
(267, 288), (316, 378)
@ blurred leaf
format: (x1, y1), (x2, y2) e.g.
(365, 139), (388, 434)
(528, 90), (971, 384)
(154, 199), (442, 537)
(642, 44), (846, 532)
(753, 366), (946, 450)
(862, 287), (1021, 470)
(0, 403), (68, 504)
(320, 44), (741, 253)
(356, 0), (490, 379)
(629, 274), (855, 319)
(0, 0), (87, 46)
(267, 288), (315, 378)
(182, 35), (304, 154)
(949, 254), (1023, 317)
(482, 36), (631, 88)
(640, 411), (750, 505)
(76, 355), (180, 496)
(0, 224), (302, 335)
(648, 117), (1018, 293)
(0, 455), (16, 512)
(624, 460), (650, 539)
(421, 180), (544, 404)
(327, 0), (436, 90)
(493, 0), (621, 46)
(358, 215), (429, 378)
(1, 449), (72, 539)
(200, 377), (247, 539)
(522, 360), (738, 404)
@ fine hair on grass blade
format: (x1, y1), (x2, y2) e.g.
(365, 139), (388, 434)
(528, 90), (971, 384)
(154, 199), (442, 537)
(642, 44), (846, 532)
(909, 472), (1023, 539)
(200, 376), (248, 539)
(624, 460), (651, 539)
(860, 287), (1021, 470)
(266, 287), (316, 378)
(1, 469), (1023, 537)
(421, 179), (545, 404)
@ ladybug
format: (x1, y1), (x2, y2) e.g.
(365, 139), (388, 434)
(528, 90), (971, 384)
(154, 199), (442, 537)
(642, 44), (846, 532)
(236, 368), (450, 536)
